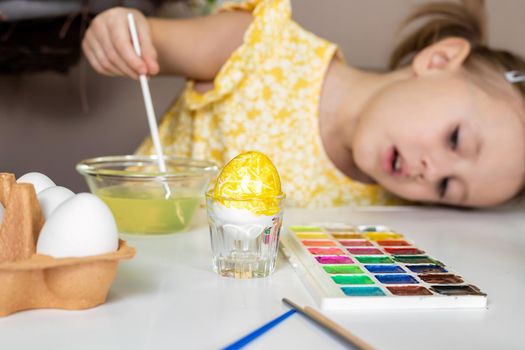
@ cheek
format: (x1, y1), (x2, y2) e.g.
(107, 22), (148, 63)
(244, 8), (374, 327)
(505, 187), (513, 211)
(378, 178), (434, 202)
(358, 98), (430, 146)
(351, 123), (381, 175)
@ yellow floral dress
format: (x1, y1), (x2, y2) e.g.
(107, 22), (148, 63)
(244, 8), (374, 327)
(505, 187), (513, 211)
(136, 0), (401, 207)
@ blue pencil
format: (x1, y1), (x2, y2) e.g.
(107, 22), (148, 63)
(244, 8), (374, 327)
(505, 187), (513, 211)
(222, 309), (297, 350)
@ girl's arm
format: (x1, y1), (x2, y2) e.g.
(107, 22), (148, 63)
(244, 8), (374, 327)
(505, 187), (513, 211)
(82, 7), (253, 80)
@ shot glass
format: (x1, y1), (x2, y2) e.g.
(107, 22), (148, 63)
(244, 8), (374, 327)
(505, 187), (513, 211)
(205, 192), (285, 279)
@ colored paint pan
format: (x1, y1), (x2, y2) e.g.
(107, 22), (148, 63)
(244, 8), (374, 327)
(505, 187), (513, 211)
(296, 233), (329, 239)
(332, 275), (375, 285)
(302, 240), (336, 247)
(406, 265), (448, 274)
(356, 225), (392, 232)
(324, 226), (357, 232)
(384, 247), (424, 255)
(332, 233), (364, 239)
(430, 285), (486, 296)
(315, 256), (353, 264)
(418, 274), (464, 284)
(323, 265), (363, 274)
(387, 286), (432, 296)
(338, 240), (373, 247)
(341, 286), (385, 296)
(308, 248), (345, 255)
(347, 248), (383, 255)
(290, 226), (323, 232)
(375, 274), (418, 284)
(365, 232), (404, 241)
(355, 256), (395, 264)
(376, 240), (410, 246)
(393, 255), (436, 264)
(364, 265), (404, 274)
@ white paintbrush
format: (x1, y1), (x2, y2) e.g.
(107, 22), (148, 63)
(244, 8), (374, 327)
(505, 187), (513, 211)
(127, 13), (171, 198)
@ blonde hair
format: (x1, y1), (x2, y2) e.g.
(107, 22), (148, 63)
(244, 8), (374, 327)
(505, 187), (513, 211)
(389, 0), (525, 97)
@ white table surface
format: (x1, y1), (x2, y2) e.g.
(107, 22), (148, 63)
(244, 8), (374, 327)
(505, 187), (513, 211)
(1, 205), (524, 350)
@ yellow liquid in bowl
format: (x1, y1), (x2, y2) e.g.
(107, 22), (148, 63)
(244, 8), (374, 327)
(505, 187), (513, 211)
(95, 186), (202, 234)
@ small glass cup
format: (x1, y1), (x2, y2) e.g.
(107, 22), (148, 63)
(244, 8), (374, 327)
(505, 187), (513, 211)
(205, 191), (285, 279)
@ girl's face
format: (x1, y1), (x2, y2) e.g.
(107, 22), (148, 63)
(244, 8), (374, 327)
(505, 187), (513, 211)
(352, 73), (525, 207)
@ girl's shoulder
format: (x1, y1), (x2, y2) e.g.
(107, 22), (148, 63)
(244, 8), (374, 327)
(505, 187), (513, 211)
(185, 0), (337, 109)
(220, 0), (291, 19)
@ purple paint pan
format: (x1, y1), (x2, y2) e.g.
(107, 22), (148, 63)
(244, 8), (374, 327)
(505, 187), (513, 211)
(315, 256), (354, 264)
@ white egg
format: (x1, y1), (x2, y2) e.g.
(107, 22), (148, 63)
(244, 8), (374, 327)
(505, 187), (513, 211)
(0, 202), (4, 225)
(37, 186), (75, 220)
(36, 193), (119, 258)
(17, 172), (56, 194)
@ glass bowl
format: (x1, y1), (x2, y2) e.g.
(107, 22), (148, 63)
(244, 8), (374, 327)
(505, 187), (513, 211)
(76, 155), (218, 235)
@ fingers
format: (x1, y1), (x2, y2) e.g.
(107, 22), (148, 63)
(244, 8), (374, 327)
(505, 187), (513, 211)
(99, 22), (141, 79)
(82, 41), (107, 75)
(136, 17), (160, 75)
(81, 8), (159, 79)
(83, 32), (119, 76)
(111, 22), (148, 76)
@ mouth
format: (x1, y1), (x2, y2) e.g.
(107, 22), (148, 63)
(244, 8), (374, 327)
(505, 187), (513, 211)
(384, 146), (402, 176)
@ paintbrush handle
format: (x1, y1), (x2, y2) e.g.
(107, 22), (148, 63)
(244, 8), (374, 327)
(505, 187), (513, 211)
(127, 13), (172, 198)
(127, 13), (168, 173)
(303, 306), (375, 350)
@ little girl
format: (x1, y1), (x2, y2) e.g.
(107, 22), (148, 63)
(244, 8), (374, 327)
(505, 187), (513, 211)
(82, 0), (525, 208)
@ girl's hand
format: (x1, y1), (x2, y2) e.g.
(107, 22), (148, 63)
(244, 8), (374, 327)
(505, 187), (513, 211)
(82, 7), (159, 79)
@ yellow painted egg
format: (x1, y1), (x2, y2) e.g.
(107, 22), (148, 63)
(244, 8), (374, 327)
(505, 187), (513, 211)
(212, 151), (282, 216)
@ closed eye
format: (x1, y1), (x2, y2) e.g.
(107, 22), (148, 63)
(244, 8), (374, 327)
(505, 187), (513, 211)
(440, 126), (460, 199)
(450, 126), (460, 150)
(438, 177), (449, 198)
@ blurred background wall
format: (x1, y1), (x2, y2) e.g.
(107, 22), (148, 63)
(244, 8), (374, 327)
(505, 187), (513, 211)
(1, 0), (524, 191)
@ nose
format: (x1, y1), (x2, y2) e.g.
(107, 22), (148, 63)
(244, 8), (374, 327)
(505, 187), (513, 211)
(418, 154), (448, 182)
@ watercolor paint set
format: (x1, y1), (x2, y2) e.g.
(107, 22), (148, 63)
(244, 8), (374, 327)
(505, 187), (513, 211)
(280, 223), (487, 310)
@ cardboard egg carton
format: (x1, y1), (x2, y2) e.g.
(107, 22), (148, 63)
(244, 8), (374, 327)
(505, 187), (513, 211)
(0, 173), (135, 317)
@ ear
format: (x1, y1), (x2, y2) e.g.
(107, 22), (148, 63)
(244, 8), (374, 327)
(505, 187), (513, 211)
(412, 37), (471, 76)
